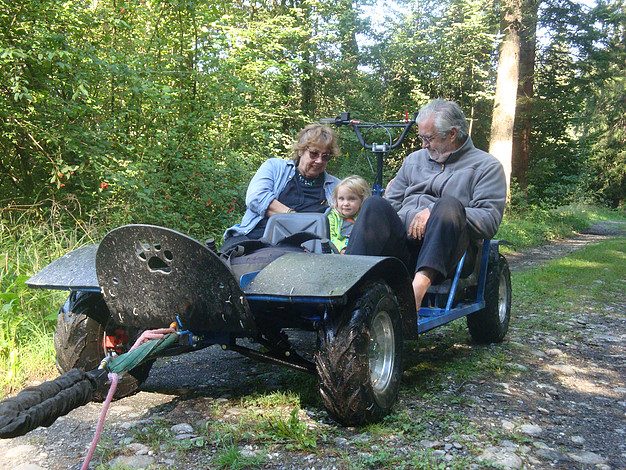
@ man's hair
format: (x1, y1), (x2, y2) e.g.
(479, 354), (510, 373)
(292, 124), (340, 163)
(333, 175), (371, 206)
(416, 99), (469, 143)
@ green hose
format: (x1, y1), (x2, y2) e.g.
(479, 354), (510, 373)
(107, 333), (178, 374)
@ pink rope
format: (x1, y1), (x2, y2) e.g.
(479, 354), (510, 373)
(79, 327), (174, 469)
(81, 372), (119, 470)
(130, 327), (176, 351)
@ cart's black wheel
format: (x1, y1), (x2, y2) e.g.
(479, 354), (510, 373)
(316, 280), (403, 426)
(54, 291), (153, 401)
(467, 254), (511, 343)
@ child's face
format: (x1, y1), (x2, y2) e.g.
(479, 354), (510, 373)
(336, 186), (362, 217)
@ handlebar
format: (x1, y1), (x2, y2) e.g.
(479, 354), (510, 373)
(320, 111), (416, 153)
(320, 112), (416, 195)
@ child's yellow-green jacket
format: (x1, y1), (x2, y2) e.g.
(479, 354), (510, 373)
(327, 208), (358, 252)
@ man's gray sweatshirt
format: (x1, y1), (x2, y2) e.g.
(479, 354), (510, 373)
(384, 136), (507, 239)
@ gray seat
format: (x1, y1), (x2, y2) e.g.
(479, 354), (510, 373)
(262, 213), (332, 253)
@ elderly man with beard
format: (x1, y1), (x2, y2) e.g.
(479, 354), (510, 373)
(345, 99), (507, 311)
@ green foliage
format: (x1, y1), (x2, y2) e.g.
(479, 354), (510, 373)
(213, 444), (266, 469)
(262, 407), (317, 450)
(1, 0), (623, 229)
(0, 202), (99, 397)
(132, 418), (174, 449)
(523, 0), (626, 206)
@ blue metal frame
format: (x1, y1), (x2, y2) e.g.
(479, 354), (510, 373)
(417, 239), (492, 334)
(239, 239), (497, 336)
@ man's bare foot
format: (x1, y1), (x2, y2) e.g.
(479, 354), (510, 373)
(412, 268), (438, 311)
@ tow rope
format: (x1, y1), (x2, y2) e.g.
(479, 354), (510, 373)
(0, 329), (178, 442)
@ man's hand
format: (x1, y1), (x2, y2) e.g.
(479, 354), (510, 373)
(408, 208), (431, 240)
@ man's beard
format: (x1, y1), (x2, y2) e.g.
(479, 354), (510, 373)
(428, 149), (451, 163)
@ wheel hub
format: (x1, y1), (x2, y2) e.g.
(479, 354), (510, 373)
(498, 273), (509, 323)
(368, 310), (395, 398)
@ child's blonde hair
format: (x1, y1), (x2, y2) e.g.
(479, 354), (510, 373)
(333, 175), (371, 207)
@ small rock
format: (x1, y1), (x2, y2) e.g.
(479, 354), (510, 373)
(444, 443), (453, 452)
(532, 441), (551, 450)
(520, 424), (543, 436)
(567, 450), (607, 465)
(350, 433), (370, 444)
(478, 446), (523, 469)
(593, 334), (621, 343)
(334, 437), (349, 447)
(570, 435), (585, 445)
(109, 455), (156, 469)
(501, 419), (515, 431)
(535, 448), (571, 463)
(240, 447), (258, 458)
(419, 440), (442, 449)
(549, 364), (577, 375)
(126, 443), (149, 455)
(500, 440), (518, 449)
(453, 442), (463, 449)
(14, 465), (46, 470)
(531, 349), (547, 358)
(171, 423), (194, 434)
(545, 348), (563, 357)
(506, 363), (529, 372)
(537, 407), (550, 414)
(174, 433), (197, 440)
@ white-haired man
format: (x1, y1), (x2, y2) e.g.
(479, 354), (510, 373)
(346, 99), (507, 311)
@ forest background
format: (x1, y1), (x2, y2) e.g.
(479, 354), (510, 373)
(0, 0), (624, 392)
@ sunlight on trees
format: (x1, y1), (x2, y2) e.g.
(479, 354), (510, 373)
(0, 0), (622, 240)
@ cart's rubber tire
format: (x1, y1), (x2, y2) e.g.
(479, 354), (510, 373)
(54, 291), (154, 401)
(467, 254), (511, 343)
(316, 280), (403, 426)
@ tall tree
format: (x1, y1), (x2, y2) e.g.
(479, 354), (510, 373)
(511, 0), (539, 191)
(489, 0), (522, 193)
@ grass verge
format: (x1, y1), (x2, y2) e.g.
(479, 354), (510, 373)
(497, 203), (625, 250)
(0, 202), (98, 397)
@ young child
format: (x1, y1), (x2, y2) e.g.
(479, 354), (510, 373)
(328, 175), (371, 253)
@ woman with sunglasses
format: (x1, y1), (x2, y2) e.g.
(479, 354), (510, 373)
(222, 123), (340, 250)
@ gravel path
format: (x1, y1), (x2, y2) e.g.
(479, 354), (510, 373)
(1, 222), (624, 470)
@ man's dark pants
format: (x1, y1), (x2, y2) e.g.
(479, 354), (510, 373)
(345, 196), (470, 283)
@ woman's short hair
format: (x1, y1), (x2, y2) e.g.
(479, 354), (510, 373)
(292, 124), (340, 163)
(416, 99), (469, 143)
(333, 175), (371, 204)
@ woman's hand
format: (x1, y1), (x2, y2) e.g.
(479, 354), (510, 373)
(266, 199), (294, 217)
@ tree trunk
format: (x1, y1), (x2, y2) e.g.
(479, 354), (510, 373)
(489, 0), (522, 195)
(512, 0), (539, 191)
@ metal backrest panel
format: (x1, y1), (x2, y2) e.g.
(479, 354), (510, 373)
(96, 224), (256, 335)
(263, 213), (330, 253)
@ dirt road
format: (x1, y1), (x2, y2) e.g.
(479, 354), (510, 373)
(1, 223), (624, 469)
